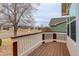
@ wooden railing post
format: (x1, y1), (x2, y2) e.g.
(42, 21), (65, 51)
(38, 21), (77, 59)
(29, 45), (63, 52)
(13, 41), (17, 56)
(53, 33), (57, 39)
(42, 34), (45, 43)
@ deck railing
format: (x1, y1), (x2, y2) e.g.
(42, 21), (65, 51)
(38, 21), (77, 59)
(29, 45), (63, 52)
(43, 32), (67, 43)
(12, 32), (42, 56)
(0, 32), (67, 56)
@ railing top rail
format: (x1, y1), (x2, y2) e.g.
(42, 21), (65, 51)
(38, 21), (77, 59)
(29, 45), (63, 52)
(0, 31), (67, 40)
(43, 32), (67, 34)
(11, 32), (42, 39)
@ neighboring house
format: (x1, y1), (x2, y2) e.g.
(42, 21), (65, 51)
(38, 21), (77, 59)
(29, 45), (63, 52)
(49, 17), (67, 33)
(49, 15), (75, 33)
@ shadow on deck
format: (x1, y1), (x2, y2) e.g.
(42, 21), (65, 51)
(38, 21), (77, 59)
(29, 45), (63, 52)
(28, 42), (70, 56)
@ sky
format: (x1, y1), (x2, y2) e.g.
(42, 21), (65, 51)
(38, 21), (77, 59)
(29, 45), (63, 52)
(69, 4), (76, 16)
(0, 3), (61, 27)
(33, 3), (61, 27)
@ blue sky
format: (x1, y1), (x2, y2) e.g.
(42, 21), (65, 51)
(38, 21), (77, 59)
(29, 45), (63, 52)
(33, 3), (61, 27)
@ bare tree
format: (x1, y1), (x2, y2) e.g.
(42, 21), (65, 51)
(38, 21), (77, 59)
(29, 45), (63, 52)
(21, 15), (35, 27)
(0, 3), (38, 36)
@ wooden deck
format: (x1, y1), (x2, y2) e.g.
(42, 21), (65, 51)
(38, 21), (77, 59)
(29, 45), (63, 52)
(28, 42), (70, 56)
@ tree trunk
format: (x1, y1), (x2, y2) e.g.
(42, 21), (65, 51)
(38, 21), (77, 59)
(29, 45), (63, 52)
(14, 3), (17, 37)
(14, 25), (17, 36)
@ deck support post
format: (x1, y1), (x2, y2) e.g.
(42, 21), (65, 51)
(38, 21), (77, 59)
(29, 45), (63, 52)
(13, 41), (18, 56)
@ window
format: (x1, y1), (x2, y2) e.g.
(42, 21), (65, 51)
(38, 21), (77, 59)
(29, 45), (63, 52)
(71, 21), (76, 42)
(67, 24), (69, 36)
(68, 4), (76, 42)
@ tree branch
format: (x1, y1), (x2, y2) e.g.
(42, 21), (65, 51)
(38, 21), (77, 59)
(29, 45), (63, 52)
(16, 7), (29, 25)
(2, 5), (15, 16)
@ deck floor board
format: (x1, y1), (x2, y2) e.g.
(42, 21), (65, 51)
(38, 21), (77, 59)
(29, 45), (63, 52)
(28, 42), (70, 56)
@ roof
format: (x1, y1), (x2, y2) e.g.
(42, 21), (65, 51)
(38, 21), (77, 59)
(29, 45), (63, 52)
(49, 16), (75, 26)
(49, 18), (66, 26)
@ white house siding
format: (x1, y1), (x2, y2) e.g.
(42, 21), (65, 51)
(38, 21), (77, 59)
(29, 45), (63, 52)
(67, 4), (79, 56)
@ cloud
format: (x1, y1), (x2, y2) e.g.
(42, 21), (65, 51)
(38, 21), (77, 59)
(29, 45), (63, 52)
(33, 3), (61, 26)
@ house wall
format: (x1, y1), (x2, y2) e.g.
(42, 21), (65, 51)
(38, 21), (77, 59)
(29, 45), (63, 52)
(76, 4), (79, 55)
(67, 36), (78, 55)
(50, 22), (66, 33)
(67, 4), (79, 56)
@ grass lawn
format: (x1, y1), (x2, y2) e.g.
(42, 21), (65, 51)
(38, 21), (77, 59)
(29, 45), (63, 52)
(0, 29), (41, 39)
(0, 30), (7, 34)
